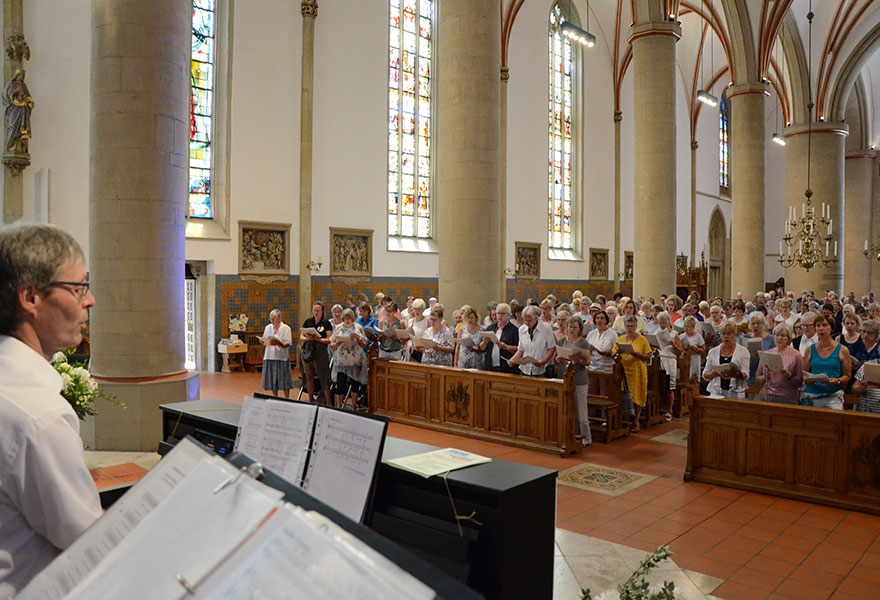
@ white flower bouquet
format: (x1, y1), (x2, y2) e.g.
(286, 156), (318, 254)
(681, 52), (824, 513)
(51, 351), (124, 420)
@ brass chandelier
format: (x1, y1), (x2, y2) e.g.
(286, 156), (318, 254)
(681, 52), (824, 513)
(778, 3), (837, 272)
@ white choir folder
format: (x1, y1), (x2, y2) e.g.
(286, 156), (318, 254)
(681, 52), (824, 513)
(18, 437), (478, 600)
(239, 393), (390, 523)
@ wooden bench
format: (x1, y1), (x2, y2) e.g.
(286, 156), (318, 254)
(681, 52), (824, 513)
(369, 357), (581, 456)
(641, 353), (666, 429)
(686, 395), (880, 515)
(673, 351), (693, 418)
(586, 363), (629, 443)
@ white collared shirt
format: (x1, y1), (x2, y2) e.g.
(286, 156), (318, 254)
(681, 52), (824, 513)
(517, 321), (556, 376)
(0, 336), (102, 597)
(798, 333), (818, 357)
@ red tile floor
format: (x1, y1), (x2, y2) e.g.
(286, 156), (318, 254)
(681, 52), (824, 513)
(195, 371), (880, 600)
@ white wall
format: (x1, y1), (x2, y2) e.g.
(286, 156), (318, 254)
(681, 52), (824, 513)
(16, 1), (788, 290)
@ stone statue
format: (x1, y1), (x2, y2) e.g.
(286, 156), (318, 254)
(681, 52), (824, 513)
(3, 69), (33, 154)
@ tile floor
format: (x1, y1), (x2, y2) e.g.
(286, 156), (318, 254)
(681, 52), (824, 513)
(118, 371), (880, 599)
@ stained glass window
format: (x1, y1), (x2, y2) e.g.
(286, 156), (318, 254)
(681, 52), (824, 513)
(548, 3), (576, 250)
(388, 0), (432, 239)
(189, 0), (215, 219)
(719, 93), (729, 189)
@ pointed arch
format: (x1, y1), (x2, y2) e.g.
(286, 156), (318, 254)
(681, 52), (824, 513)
(828, 21), (880, 124)
(707, 206), (729, 299)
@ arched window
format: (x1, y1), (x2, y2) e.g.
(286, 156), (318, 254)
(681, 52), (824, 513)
(388, 0), (433, 240)
(548, 2), (579, 251)
(719, 93), (729, 189)
(188, 0), (232, 238)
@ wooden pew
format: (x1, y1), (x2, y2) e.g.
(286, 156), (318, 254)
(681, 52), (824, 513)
(586, 363), (629, 443)
(673, 351), (693, 418)
(368, 356), (581, 456)
(686, 395), (880, 516)
(641, 353), (665, 429)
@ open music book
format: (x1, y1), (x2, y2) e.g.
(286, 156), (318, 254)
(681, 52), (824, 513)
(412, 336), (439, 350)
(863, 362), (880, 384)
(758, 350), (784, 372)
(258, 335), (283, 346)
(234, 396), (387, 522)
(802, 371), (831, 385)
(710, 362), (742, 377)
(742, 337), (764, 355)
(19, 438), (434, 600)
(555, 344), (588, 360)
(479, 330), (501, 344)
(455, 336), (478, 349)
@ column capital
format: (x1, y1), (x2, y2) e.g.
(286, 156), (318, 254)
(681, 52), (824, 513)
(500, 66), (509, 81)
(783, 121), (848, 139)
(727, 82), (769, 99)
(613, 110), (622, 122)
(691, 140), (699, 150)
(301, 0), (318, 18)
(627, 21), (681, 45)
(846, 149), (877, 160)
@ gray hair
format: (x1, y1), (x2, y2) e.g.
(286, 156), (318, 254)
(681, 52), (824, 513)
(0, 223), (85, 335)
(411, 298), (426, 311)
(862, 319), (880, 336)
(683, 315), (698, 328)
(656, 311), (671, 325)
(801, 311), (818, 325)
(718, 320), (738, 335)
(341, 308), (356, 321)
(523, 305), (541, 320)
(749, 311), (766, 325)
(269, 309), (282, 320)
(495, 302), (511, 314)
(623, 315), (638, 325)
(772, 322), (793, 339)
(331, 303), (343, 313)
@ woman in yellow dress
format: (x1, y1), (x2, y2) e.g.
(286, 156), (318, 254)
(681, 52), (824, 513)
(614, 315), (653, 432)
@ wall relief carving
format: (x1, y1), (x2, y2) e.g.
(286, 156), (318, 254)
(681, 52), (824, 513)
(330, 227), (372, 282)
(238, 221), (290, 275)
(515, 242), (540, 281)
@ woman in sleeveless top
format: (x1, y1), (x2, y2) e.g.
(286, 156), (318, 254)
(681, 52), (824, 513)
(802, 314), (851, 410)
(455, 306), (484, 369)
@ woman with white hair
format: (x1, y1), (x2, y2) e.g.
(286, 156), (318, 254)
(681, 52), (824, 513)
(613, 315), (652, 432)
(681, 316), (706, 382)
(755, 322), (803, 405)
(508, 305), (556, 377)
(774, 298), (798, 328)
(739, 310), (774, 384)
(329, 308), (368, 408)
(653, 311), (681, 421)
(260, 309), (293, 398)
(703, 321), (750, 398)
(408, 298), (428, 362)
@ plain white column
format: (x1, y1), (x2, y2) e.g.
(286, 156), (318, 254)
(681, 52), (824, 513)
(844, 151), (875, 295)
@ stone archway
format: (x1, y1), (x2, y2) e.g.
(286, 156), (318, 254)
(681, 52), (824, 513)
(708, 208), (729, 298)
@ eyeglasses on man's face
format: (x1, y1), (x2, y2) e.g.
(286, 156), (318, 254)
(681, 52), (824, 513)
(48, 280), (90, 300)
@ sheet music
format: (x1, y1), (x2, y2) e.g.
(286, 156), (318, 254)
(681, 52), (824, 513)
(479, 330), (500, 344)
(701, 322), (717, 336)
(18, 438), (211, 600)
(555, 344), (587, 360)
(864, 362), (880, 384)
(616, 342), (635, 355)
(302, 409), (386, 522)
(455, 336), (477, 349)
(742, 337), (763, 355)
(234, 396), (317, 486)
(803, 371), (830, 385)
(63, 457), (283, 600)
(758, 350), (784, 372)
(645, 334), (659, 347)
(194, 505), (434, 600)
(412, 336), (437, 350)
(711, 362), (741, 377)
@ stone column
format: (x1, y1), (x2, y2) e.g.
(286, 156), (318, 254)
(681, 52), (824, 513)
(436, 0), (501, 311)
(844, 150), (875, 295)
(782, 122), (848, 295)
(873, 154), (880, 292)
(613, 111), (621, 292)
(298, 0), (317, 326)
(2, 0), (27, 222)
(628, 21), (680, 299)
(499, 67), (509, 300)
(728, 84), (767, 297)
(89, 0), (197, 450)
(690, 140), (697, 266)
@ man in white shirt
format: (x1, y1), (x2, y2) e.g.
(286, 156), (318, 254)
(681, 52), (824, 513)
(793, 311), (818, 356)
(0, 224), (103, 597)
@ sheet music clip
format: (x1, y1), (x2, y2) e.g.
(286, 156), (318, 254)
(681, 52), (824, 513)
(212, 461), (265, 494)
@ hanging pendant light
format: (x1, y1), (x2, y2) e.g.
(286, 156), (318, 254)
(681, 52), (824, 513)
(697, 0), (719, 106)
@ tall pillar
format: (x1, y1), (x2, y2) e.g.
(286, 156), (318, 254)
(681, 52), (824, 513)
(628, 21), (680, 299)
(728, 84), (768, 297)
(613, 111), (622, 293)
(783, 122), (848, 295)
(89, 0), (197, 450)
(872, 154), (880, 292)
(298, 0), (317, 325)
(844, 150), (876, 295)
(499, 67), (509, 300)
(436, 0), (501, 311)
(690, 140), (697, 267)
(2, 0), (27, 222)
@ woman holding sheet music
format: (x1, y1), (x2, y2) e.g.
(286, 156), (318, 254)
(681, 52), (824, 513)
(419, 308), (455, 366)
(681, 316), (706, 382)
(377, 301), (405, 360)
(702, 321), (750, 398)
(300, 302), (333, 405)
(754, 323), (803, 405)
(260, 309), (294, 398)
(455, 306), (484, 369)
(801, 314), (851, 410)
(613, 315), (652, 432)
(555, 316), (591, 445)
(587, 310), (618, 395)
(329, 308), (368, 408)
(738, 311), (774, 385)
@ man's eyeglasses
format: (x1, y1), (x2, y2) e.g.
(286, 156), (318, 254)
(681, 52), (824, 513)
(49, 280), (90, 300)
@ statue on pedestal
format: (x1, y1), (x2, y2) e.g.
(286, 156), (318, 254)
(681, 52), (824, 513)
(2, 68), (33, 172)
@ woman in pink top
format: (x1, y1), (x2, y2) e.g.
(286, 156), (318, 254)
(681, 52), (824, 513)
(755, 322), (804, 405)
